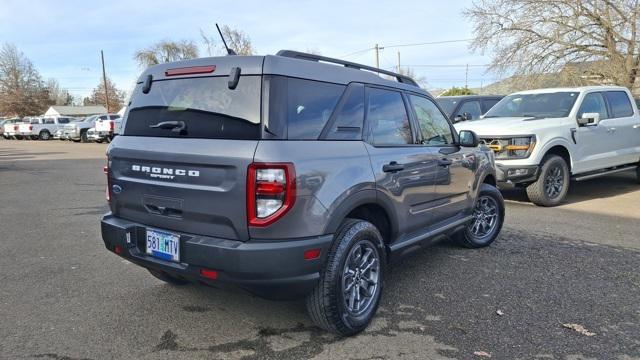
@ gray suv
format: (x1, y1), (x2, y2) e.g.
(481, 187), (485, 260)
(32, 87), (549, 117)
(101, 51), (504, 336)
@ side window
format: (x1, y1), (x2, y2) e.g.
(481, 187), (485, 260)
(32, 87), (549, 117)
(457, 100), (482, 120)
(99, 115), (108, 120)
(287, 78), (345, 140)
(410, 95), (454, 146)
(325, 84), (364, 140)
(604, 91), (634, 118)
(44, 118), (54, 124)
(481, 99), (500, 114)
(110, 115), (121, 120)
(58, 117), (69, 124)
(578, 92), (608, 120)
(367, 88), (412, 145)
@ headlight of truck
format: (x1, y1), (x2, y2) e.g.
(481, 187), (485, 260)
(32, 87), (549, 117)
(484, 135), (536, 159)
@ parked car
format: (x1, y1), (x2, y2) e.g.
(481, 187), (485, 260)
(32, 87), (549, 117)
(18, 117), (46, 140)
(4, 118), (30, 139)
(455, 86), (640, 206)
(19, 116), (73, 140)
(1, 118), (22, 139)
(436, 95), (504, 123)
(86, 127), (103, 142)
(61, 115), (99, 142)
(93, 114), (122, 142)
(101, 51), (504, 336)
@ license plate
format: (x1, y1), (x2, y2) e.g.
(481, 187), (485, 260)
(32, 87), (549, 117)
(146, 229), (180, 262)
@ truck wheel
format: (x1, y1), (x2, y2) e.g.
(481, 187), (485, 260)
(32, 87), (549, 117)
(454, 183), (504, 248)
(306, 219), (385, 336)
(526, 155), (570, 206)
(39, 131), (51, 141)
(636, 163), (640, 184)
(147, 269), (189, 286)
(80, 130), (89, 143)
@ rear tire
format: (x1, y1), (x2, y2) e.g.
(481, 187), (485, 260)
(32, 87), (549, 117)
(147, 269), (189, 286)
(80, 130), (89, 143)
(636, 163), (640, 184)
(306, 219), (385, 336)
(454, 183), (504, 248)
(39, 130), (51, 141)
(526, 155), (570, 206)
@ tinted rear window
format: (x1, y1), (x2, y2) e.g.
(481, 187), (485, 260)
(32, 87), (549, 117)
(604, 91), (634, 118)
(124, 75), (261, 139)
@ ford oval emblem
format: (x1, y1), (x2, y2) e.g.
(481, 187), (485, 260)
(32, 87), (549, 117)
(112, 184), (123, 194)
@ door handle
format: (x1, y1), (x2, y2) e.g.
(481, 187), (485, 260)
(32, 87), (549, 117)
(382, 161), (405, 173)
(438, 159), (453, 167)
(607, 127), (616, 133)
(633, 124), (640, 129)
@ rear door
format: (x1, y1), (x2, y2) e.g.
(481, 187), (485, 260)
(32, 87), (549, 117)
(364, 86), (440, 239)
(408, 94), (475, 222)
(602, 91), (639, 165)
(109, 74), (262, 241)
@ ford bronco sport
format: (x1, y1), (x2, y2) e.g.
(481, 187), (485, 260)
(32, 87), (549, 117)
(101, 50), (504, 335)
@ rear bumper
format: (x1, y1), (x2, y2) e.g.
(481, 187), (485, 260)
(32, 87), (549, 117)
(101, 213), (333, 299)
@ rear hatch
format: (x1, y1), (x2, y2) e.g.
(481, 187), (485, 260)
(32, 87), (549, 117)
(108, 57), (264, 241)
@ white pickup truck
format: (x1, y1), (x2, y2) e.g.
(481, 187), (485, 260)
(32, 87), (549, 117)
(19, 116), (74, 140)
(93, 114), (122, 142)
(455, 86), (640, 206)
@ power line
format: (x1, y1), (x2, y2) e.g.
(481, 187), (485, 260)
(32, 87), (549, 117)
(379, 38), (473, 49)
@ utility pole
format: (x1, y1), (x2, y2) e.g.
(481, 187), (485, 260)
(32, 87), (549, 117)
(374, 44), (380, 69)
(397, 51), (401, 73)
(101, 50), (110, 113)
(465, 64), (469, 89)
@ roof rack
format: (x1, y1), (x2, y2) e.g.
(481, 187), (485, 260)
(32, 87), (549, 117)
(276, 50), (419, 87)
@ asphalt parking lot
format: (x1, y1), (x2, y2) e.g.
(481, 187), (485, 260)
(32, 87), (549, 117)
(1, 140), (638, 360)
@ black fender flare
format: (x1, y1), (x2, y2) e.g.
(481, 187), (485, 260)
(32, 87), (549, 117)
(323, 189), (400, 241)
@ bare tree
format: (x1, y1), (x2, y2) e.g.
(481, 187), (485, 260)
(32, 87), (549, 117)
(134, 40), (199, 68)
(398, 67), (429, 88)
(0, 43), (52, 116)
(465, 0), (640, 91)
(201, 25), (254, 56)
(46, 78), (73, 105)
(84, 77), (125, 111)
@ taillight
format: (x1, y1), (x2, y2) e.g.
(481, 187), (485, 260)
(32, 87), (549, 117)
(13, 125), (18, 131)
(165, 65), (216, 76)
(109, 121), (114, 131)
(29, 125), (33, 131)
(247, 163), (295, 227)
(104, 159), (112, 202)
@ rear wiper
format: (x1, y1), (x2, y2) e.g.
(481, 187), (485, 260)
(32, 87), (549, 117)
(149, 120), (186, 133)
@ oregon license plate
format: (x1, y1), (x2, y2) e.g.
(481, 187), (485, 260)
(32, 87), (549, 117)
(146, 229), (180, 262)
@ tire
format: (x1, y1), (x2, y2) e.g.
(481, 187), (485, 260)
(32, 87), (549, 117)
(147, 269), (189, 286)
(14, 135), (22, 140)
(636, 164), (640, 184)
(38, 130), (51, 141)
(453, 183), (504, 248)
(30, 135), (39, 140)
(80, 130), (89, 143)
(526, 155), (570, 206)
(306, 219), (385, 336)
(95, 138), (104, 143)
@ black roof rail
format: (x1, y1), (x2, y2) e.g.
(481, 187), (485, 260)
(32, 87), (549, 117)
(276, 50), (420, 87)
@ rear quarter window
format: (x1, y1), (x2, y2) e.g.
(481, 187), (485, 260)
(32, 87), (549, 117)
(284, 78), (345, 140)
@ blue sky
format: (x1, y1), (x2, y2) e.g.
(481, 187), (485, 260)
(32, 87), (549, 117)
(0, 0), (497, 99)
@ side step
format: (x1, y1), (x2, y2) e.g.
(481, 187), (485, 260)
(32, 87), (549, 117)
(573, 164), (637, 182)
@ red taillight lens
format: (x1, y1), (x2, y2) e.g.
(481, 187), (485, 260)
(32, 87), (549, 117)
(303, 248), (321, 260)
(114, 245), (123, 254)
(165, 65), (216, 76)
(14, 125), (18, 131)
(200, 269), (218, 280)
(29, 125), (33, 131)
(247, 163), (296, 227)
(109, 121), (114, 131)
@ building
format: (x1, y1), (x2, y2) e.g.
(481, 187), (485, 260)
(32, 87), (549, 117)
(44, 106), (107, 118)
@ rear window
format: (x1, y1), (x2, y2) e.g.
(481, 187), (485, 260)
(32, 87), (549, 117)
(604, 91), (634, 118)
(124, 75), (261, 139)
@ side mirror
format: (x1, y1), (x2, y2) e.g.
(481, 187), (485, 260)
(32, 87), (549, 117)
(462, 112), (472, 121)
(458, 130), (479, 147)
(578, 112), (600, 126)
(453, 115), (464, 123)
